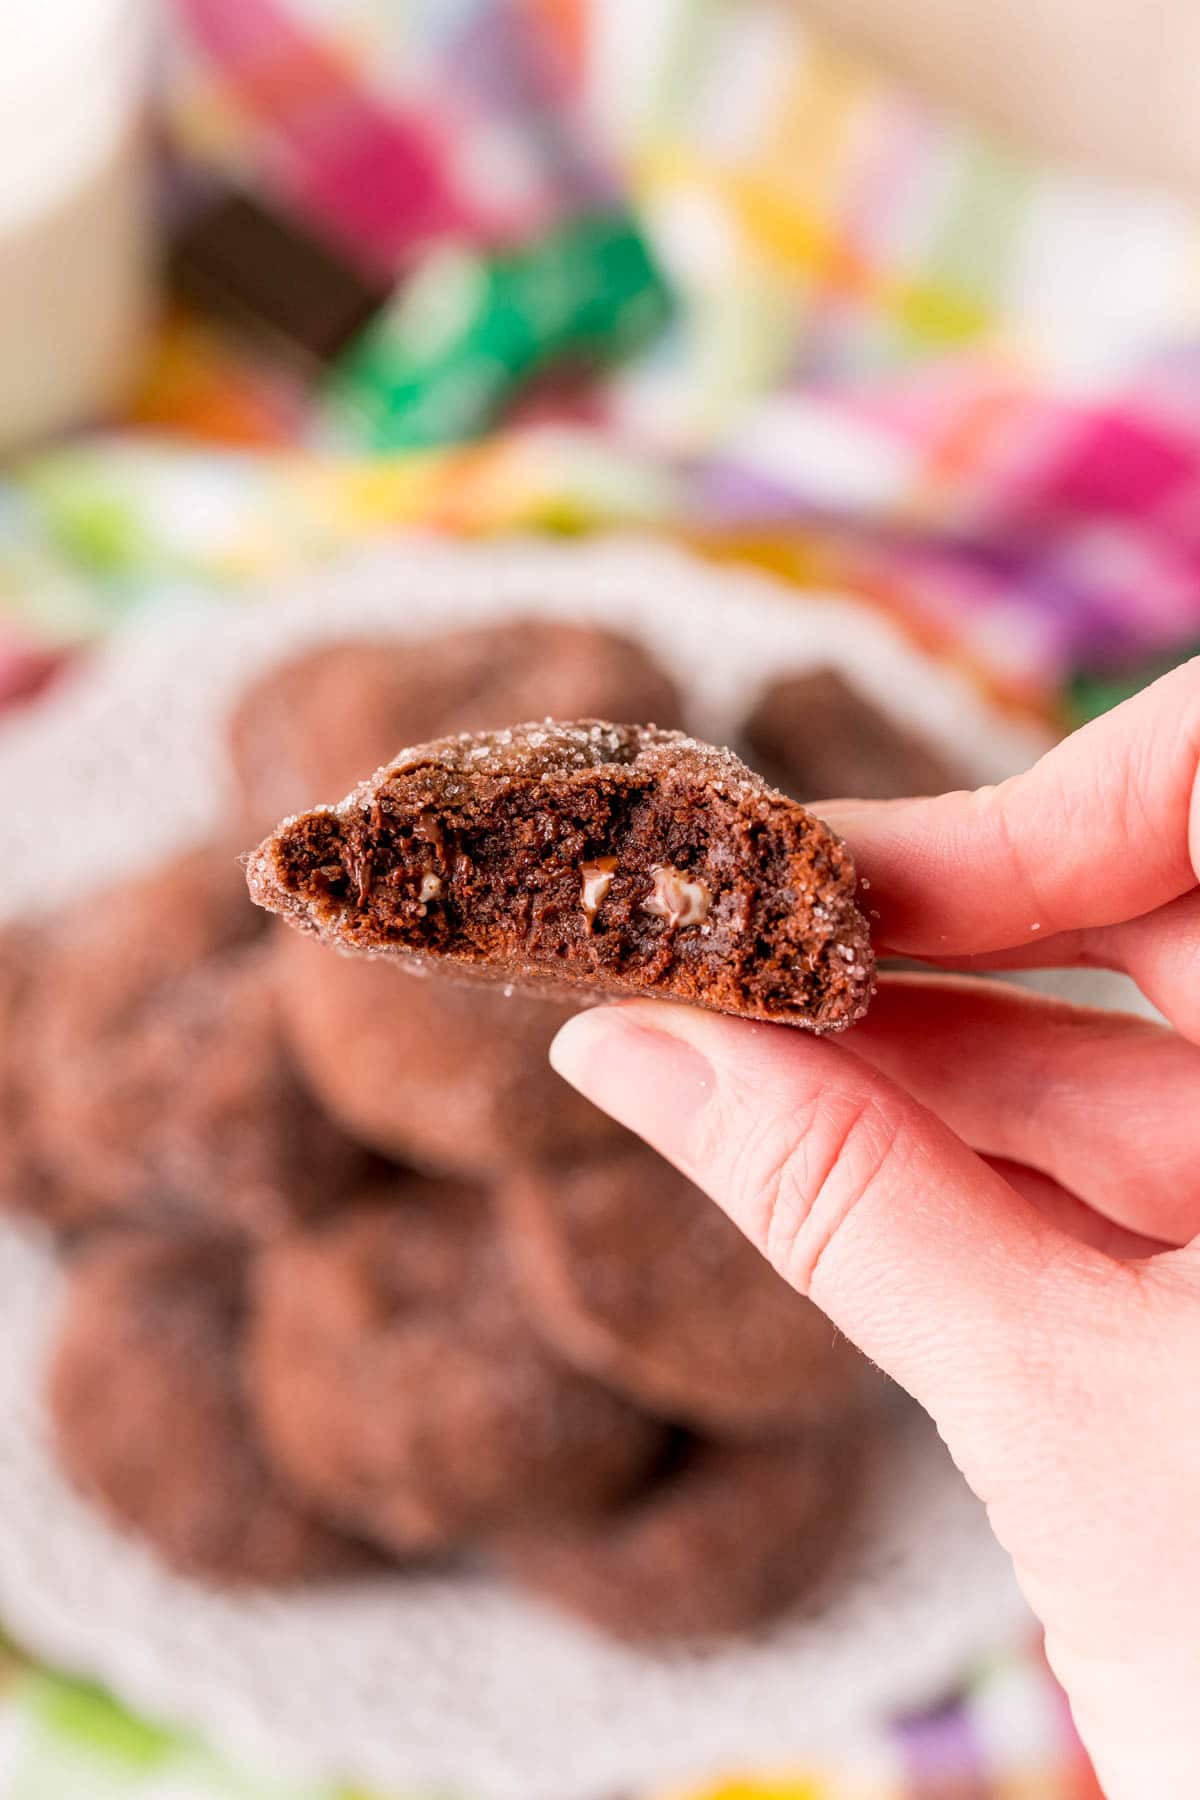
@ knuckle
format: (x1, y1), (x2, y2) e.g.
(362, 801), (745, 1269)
(731, 1089), (904, 1295)
(977, 782), (1048, 925)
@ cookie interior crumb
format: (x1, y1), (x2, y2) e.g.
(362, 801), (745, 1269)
(249, 720), (874, 1031)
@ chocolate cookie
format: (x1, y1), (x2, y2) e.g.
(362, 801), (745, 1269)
(247, 721), (874, 1031)
(6, 855), (262, 1239)
(247, 1181), (663, 1555)
(229, 638), (421, 840)
(32, 938), (361, 1238)
(47, 1232), (363, 1584)
(502, 1144), (867, 1434)
(498, 1434), (857, 1643)
(34, 843), (262, 1049)
(0, 924), (77, 1233)
(229, 619), (683, 836)
(273, 930), (621, 1176)
(744, 666), (964, 802)
(0, 926), (34, 1193)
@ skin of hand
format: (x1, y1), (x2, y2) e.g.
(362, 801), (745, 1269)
(550, 659), (1200, 1800)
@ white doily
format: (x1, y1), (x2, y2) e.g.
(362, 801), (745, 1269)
(0, 534), (1043, 1799)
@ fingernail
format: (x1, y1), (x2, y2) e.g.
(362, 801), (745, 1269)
(550, 1006), (714, 1161)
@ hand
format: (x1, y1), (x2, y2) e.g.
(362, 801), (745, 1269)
(550, 659), (1200, 1799)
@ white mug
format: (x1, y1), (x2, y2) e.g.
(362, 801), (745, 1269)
(0, 0), (154, 452)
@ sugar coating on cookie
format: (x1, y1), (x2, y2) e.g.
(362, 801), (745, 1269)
(246, 1181), (663, 1556)
(32, 937), (362, 1239)
(247, 720), (875, 1031)
(273, 930), (622, 1176)
(47, 1233), (365, 1585)
(0, 929), (35, 1197)
(502, 1144), (869, 1434)
(35, 842), (262, 1045)
(0, 923), (78, 1233)
(498, 1434), (858, 1643)
(229, 620), (684, 837)
(744, 665), (965, 802)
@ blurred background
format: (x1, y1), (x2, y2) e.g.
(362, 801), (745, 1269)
(0, 0), (1194, 1794)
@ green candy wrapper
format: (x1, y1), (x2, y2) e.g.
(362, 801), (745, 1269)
(323, 210), (672, 451)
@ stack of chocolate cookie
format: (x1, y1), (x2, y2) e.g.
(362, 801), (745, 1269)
(2, 619), (954, 1644)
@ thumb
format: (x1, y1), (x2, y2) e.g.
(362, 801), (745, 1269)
(550, 1000), (1125, 1481)
(553, 1002), (1200, 1800)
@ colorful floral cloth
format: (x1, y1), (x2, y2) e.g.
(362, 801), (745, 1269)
(5, 0), (1200, 707)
